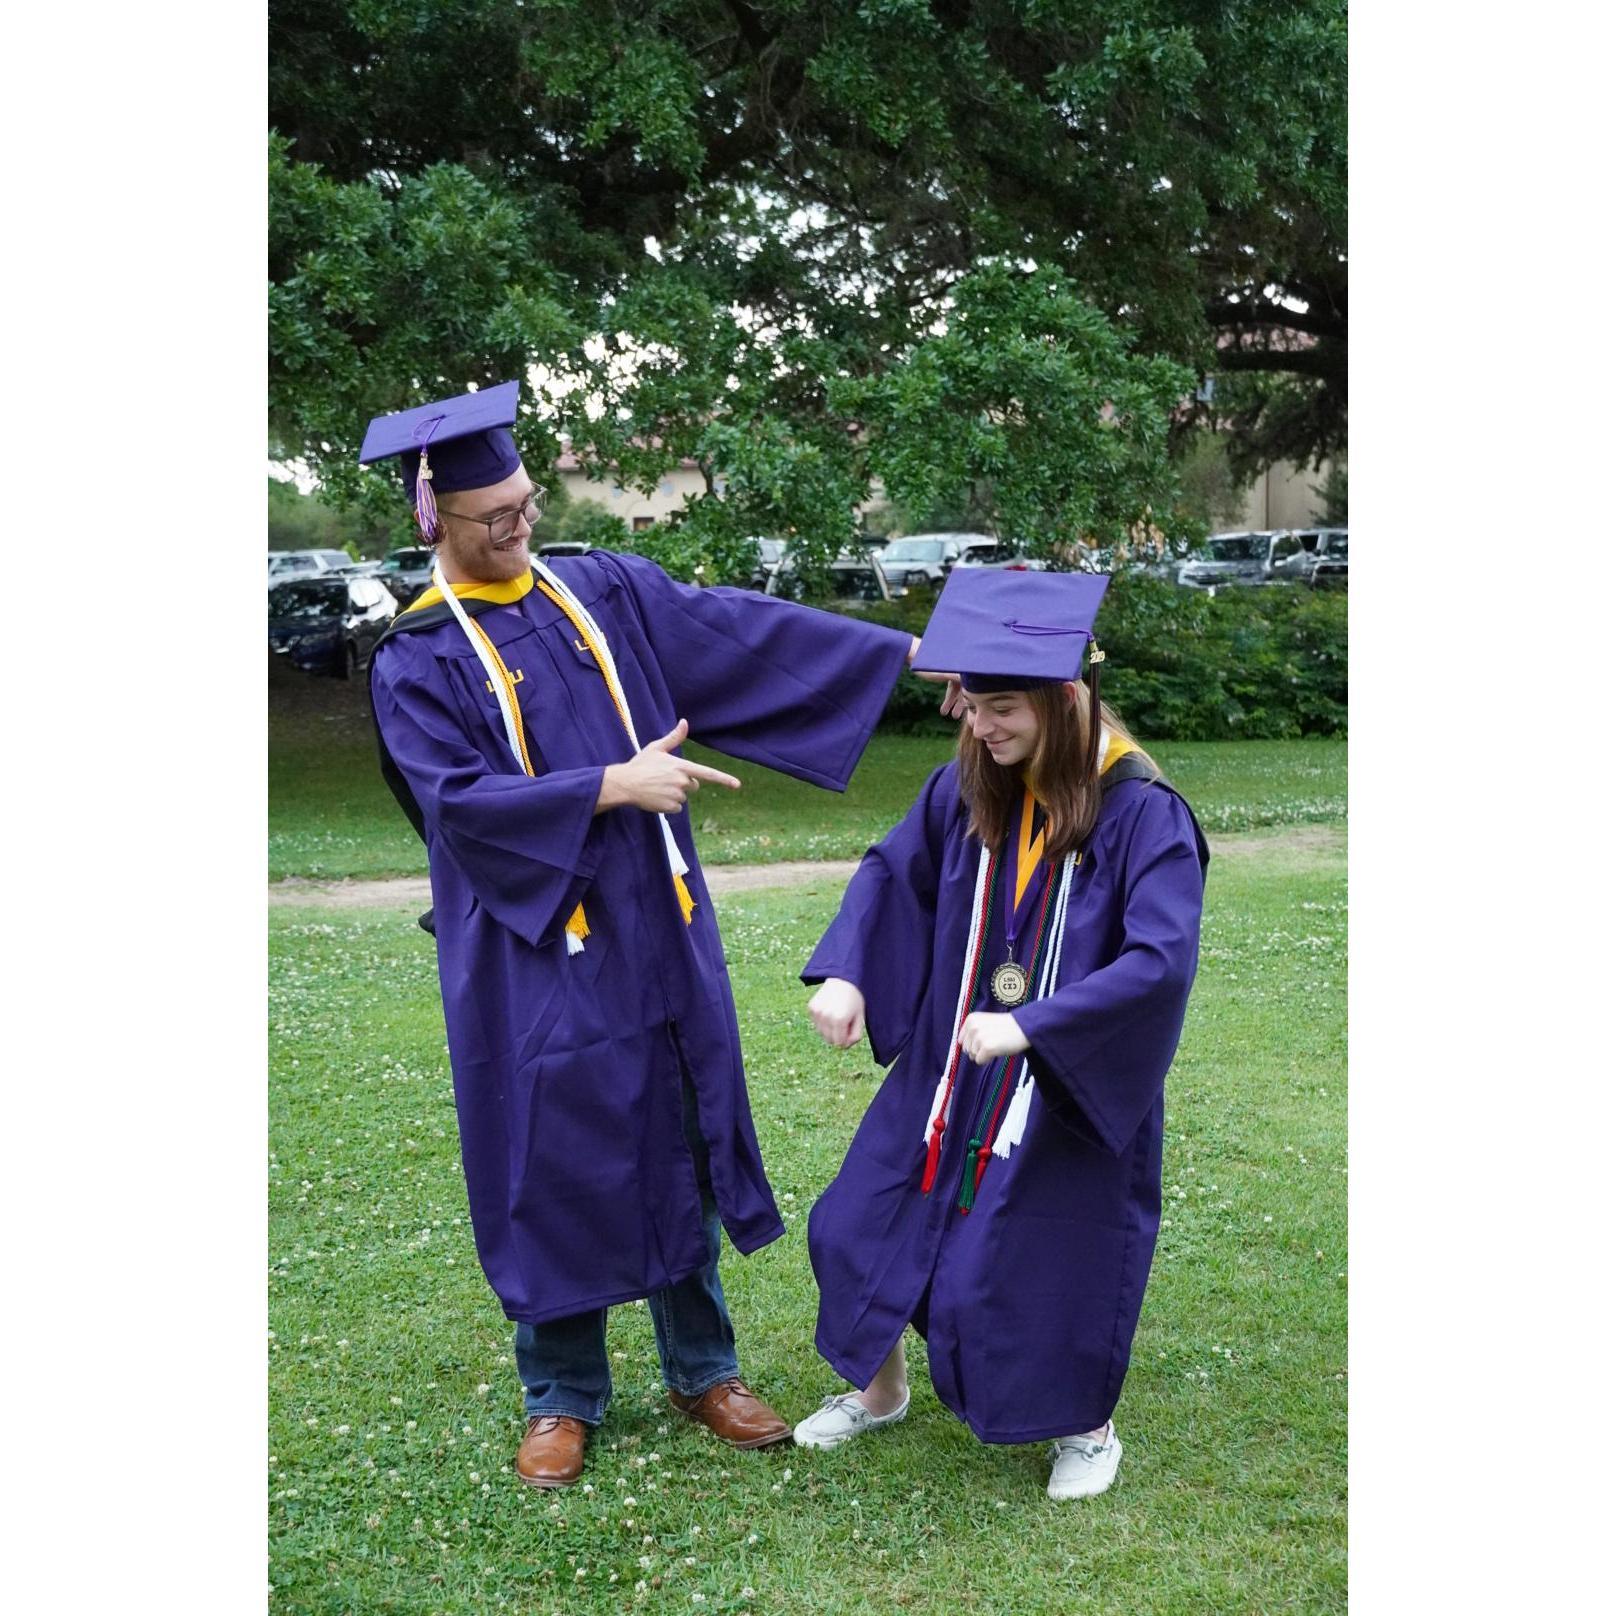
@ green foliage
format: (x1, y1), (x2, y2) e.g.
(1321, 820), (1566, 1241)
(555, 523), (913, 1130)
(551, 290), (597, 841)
(270, 1), (1347, 528)
(1098, 574), (1348, 740)
(849, 576), (1347, 742)
(267, 475), (395, 558)
(267, 476), (349, 555)
(833, 265), (1194, 562)
(1172, 432), (1254, 536)
(1312, 462), (1348, 525)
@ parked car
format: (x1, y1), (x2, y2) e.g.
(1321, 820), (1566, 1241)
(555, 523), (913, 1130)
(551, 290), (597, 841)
(1176, 530), (1295, 589)
(374, 546), (436, 607)
(267, 548), (353, 587)
(747, 536), (787, 590)
(534, 540), (593, 561)
(1269, 527), (1347, 584)
(765, 550), (896, 608)
(876, 534), (967, 589)
(876, 532), (998, 590)
(268, 576), (399, 678)
(955, 539), (1049, 572)
(1308, 530), (1348, 587)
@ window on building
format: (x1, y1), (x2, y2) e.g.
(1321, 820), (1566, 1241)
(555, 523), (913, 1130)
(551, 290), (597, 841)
(632, 516), (655, 532)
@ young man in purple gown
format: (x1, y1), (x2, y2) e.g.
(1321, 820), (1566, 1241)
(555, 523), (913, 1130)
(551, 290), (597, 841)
(359, 383), (924, 1489)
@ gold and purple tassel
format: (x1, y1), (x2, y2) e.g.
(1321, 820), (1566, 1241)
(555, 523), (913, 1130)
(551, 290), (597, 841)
(414, 450), (440, 541)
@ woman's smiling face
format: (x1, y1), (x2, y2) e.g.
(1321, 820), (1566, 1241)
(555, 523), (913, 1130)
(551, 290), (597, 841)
(960, 688), (1043, 768)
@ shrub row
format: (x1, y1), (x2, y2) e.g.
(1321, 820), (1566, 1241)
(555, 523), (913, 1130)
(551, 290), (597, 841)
(857, 574), (1347, 741)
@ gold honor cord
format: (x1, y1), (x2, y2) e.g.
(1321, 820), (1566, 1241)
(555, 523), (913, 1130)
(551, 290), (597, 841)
(425, 563), (696, 943)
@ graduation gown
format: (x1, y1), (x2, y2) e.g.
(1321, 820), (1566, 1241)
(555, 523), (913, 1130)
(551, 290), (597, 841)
(369, 550), (911, 1325)
(801, 757), (1209, 1443)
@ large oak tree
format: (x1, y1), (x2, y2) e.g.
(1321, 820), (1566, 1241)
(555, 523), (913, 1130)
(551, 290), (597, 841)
(270, 0), (1344, 571)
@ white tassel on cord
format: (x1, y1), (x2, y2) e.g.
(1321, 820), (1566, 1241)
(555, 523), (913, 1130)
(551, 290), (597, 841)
(993, 851), (1077, 1157)
(922, 844), (992, 1145)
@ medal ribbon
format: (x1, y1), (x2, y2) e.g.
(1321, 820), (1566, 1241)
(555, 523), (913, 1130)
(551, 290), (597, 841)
(1013, 788), (1046, 914)
(1001, 787), (1047, 974)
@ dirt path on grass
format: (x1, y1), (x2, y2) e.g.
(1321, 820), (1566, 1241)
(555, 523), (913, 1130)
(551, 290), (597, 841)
(268, 824), (1343, 910)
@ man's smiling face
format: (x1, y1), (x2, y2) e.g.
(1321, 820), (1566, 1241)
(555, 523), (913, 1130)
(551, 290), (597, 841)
(433, 464), (540, 584)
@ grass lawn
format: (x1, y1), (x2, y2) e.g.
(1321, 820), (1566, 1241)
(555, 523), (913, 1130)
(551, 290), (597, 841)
(269, 674), (1346, 881)
(269, 833), (1346, 1613)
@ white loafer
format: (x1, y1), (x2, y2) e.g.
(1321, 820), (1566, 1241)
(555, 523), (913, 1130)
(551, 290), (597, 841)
(1047, 1422), (1123, 1499)
(792, 1390), (910, 1450)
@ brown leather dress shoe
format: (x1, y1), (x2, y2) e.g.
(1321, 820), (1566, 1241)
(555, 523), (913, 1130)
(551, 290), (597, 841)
(668, 1378), (791, 1449)
(514, 1414), (588, 1489)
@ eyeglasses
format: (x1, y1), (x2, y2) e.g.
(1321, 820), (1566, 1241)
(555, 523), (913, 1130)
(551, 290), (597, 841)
(439, 486), (547, 544)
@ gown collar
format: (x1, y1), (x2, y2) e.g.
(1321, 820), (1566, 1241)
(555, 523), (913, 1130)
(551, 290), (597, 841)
(404, 568), (535, 614)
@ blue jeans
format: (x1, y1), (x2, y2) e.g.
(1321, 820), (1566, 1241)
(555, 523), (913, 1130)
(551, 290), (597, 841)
(513, 1078), (740, 1424)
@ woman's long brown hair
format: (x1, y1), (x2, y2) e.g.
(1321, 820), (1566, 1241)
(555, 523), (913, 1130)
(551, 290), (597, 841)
(958, 683), (1157, 861)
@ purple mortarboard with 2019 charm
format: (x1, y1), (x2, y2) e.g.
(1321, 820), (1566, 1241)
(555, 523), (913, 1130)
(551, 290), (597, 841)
(911, 567), (1111, 692)
(358, 381), (523, 539)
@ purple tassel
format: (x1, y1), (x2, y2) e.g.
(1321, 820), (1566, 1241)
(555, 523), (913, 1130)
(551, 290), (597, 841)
(414, 450), (439, 541)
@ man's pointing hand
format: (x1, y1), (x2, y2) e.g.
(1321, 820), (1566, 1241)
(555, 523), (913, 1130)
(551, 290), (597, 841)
(597, 719), (742, 814)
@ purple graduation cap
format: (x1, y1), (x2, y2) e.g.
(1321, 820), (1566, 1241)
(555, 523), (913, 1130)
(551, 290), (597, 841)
(914, 567), (1113, 775)
(358, 381), (523, 540)
(912, 568), (1110, 690)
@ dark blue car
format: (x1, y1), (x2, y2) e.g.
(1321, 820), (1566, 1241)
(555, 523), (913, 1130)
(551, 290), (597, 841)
(268, 576), (398, 678)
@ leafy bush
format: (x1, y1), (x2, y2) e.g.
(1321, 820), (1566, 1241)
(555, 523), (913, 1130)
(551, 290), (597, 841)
(843, 576), (1347, 741)
(1100, 575), (1347, 740)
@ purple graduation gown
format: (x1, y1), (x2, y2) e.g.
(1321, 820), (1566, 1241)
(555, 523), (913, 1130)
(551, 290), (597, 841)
(802, 759), (1208, 1443)
(370, 550), (911, 1325)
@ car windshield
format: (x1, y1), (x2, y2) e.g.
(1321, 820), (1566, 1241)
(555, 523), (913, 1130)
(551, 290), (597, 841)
(882, 539), (945, 561)
(756, 539), (785, 563)
(269, 556), (314, 573)
(269, 582), (345, 618)
(381, 550), (432, 570)
(1322, 535), (1348, 557)
(1207, 535), (1265, 561)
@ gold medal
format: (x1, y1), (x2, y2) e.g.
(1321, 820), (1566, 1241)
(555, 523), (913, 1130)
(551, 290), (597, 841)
(990, 960), (1028, 1006)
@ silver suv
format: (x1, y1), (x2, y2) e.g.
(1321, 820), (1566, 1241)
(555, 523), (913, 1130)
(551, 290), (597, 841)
(1177, 531), (1292, 589)
(268, 548), (354, 587)
(876, 532), (995, 590)
(1270, 528), (1348, 585)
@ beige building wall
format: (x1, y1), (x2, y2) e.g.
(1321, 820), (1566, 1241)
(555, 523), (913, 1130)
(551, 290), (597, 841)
(1237, 459), (1338, 531)
(559, 465), (708, 530)
(561, 461), (889, 538)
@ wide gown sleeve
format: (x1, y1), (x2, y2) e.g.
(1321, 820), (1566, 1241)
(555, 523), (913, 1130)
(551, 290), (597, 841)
(1011, 785), (1207, 1156)
(370, 635), (605, 949)
(595, 550), (913, 791)
(800, 764), (955, 1067)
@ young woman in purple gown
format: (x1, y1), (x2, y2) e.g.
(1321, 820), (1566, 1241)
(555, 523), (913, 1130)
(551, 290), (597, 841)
(792, 570), (1208, 1499)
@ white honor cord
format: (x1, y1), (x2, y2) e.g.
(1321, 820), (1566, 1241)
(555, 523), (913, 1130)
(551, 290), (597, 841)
(434, 563), (527, 769)
(923, 843), (993, 1146)
(994, 850), (1076, 1158)
(531, 560), (690, 881)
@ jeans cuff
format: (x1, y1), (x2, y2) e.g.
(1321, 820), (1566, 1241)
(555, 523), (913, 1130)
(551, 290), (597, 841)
(664, 1363), (741, 1401)
(524, 1394), (609, 1426)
